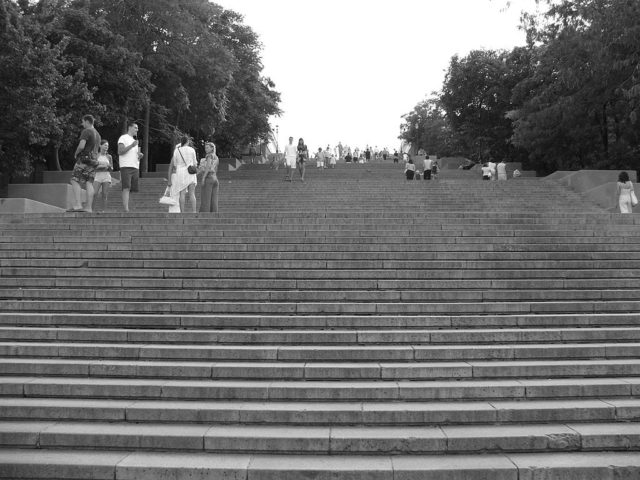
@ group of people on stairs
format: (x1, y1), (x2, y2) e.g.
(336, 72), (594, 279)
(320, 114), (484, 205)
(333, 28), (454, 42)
(165, 136), (219, 213)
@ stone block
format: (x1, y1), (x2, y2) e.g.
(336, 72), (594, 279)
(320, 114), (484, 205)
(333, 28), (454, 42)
(0, 198), (65, 214)
(510, 451), (640, 480)
(116, 451), (251, 480)
(392, 454), (517, 480)
(445, 424), (581, 453)
(0, 448), (128, 479)
(7, 183), (78, 210)
(569, 422), (640, 450)
(39, 422), (210, 450)
(247, 455), (393, 480)
(361, 401), (497, 425)
(204, 425), (330, 453)
(329, 426), (446, 454)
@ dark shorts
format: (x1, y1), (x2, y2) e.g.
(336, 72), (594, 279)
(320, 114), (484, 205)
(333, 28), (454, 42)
(120, 167), (139, 192)
(70, 163), (96, 189)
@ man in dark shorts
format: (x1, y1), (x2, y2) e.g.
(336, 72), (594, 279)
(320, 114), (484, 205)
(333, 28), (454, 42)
(68, 114), (101, 212)
(118, 122), (142, 212)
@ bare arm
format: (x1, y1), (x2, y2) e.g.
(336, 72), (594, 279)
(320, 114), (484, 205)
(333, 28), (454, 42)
(118, 139), (138, 155)
(74, 140), (86, 158)
(167, 154), (176, 186)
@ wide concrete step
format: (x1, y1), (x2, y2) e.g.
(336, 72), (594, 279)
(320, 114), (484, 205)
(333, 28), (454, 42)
(2, 312), (637, 329)
(2, 209), (622, 222)
(5, 218), (634, 230)
(4, 234), (639, 247)
(0, 397), (637, 425)
(3, 299), (639, 315)
(4, 288), (640, 303)
(5, 267), (639, 281)
(2, 341), (639, 363)
(4, 277), (640, 291)
(5, 257), (640, 269)
(3, 357), (640, 380)
(5, 250), (640, 261)
(3, 225), (635, 237)
(3, 376), (639, 401)
(1, 448), (639, 479)
(3, 420), (640, 454)
(2, 326), (639, 344)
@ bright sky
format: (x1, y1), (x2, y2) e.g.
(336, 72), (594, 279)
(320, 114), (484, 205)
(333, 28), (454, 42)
(213, 0), (542, 153)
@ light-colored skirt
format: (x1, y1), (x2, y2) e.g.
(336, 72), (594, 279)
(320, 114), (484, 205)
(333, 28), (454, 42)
(619, 193), (633, 214)
(170, 165), (197, 197)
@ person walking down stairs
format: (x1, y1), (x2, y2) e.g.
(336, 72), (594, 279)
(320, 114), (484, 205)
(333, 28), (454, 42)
(283, 136), (297, 182)
(297, 138), (308, 182)
(315, 148), (324, 169)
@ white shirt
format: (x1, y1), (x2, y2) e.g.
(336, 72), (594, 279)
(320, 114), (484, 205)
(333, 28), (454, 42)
(497, 162), (507, 175)
(488, 161), (496, 173)
(482, 166), (492, 177)
(284, 143), (297, 161)
(423, 158), (433, 170)
(173, 145), (197, 168)
(118, 134), (139, 169)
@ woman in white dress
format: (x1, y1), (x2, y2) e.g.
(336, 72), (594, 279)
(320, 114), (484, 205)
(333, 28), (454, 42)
(616, 171), (636, 214)
(167, 136), (198, 213)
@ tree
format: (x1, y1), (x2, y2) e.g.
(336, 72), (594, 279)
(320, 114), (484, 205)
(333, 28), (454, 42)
(399, 97), (456, 156)
(511, 0), (640, 172)
(0, 0), (75, 178)
(1, 0), (281, 177)
(440, 48), (532, 163)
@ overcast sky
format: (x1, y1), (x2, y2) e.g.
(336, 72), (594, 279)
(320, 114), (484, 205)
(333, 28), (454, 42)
(213, 0), (541, 153)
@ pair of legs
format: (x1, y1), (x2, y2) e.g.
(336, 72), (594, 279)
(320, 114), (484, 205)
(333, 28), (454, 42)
(120, 168), (139, 212)
(179, 183), (197, 213)
(94, 181), (110, 211)
(297, 161), (305, 181)
(200, 176), (219, 213)
(285, 162), (294, 181)
(69, 163), (95, 212)
(69, 180), (94, 212)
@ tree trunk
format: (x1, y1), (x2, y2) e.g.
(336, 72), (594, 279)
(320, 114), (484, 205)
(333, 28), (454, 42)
(52, 145), (62, 171)
(601, 103), (608, 158)
(143, 101), (150, 173)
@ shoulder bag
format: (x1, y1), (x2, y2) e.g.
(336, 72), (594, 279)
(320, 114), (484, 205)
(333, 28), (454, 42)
(178, 147), (197, 174)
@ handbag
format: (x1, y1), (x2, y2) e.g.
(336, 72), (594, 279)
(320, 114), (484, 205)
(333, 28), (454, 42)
(159, 187), (178, 206)
(631, 190), (638, 207)
(178, 147), (197, 174)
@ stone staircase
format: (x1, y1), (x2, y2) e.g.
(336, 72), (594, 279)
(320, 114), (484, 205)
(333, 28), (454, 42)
(1, 161), (639, 478)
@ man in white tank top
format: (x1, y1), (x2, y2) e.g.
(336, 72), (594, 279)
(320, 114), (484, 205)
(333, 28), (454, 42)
(283, 137), (297, 181)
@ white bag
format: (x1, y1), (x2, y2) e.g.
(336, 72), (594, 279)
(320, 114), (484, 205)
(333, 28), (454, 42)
(159, 187), (178, 206)
(631, 191), (638, 207)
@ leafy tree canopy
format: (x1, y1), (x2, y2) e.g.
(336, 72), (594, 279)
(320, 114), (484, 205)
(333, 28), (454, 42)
(0, 0), (280, 179)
